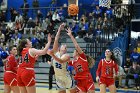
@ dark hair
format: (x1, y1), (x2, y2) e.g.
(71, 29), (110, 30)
(9, 45), (17, 53)
(110, 51), (120, 65)
(18, 39), (27, 55)
(86, 55), (95, 68)
(75, 49), (95, 68)
(105, 49), (120, 65)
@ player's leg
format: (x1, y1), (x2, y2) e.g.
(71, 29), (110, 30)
(78, 91), (86, 93)
(66, 74), (77, 93)
(69, 87), (77, 93)
(87, 74), (95, 93)
(4, 85), (11, 93)
(20, 69), (36, 93)
(26, 85), (36, 93)
(57, 90), (66, 93)
(108, 85), (116, 93)
(87, 90), (95, 93)
(11, 86), (20, 93)
(19, 86), (27, 93)
(99, 84), (106, 93)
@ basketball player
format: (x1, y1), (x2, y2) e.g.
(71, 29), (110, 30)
(96, 49), (119, 93)
(17, 34), (51, 93)
(3, 45), (19, 93)
(66, 28), (95, 93)
(48, 23), (76, 93)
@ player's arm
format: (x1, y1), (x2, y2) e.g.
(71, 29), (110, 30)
(48, 50), (70, 63)
(96, 60), (102, 82)
(66, 28), (83, 54)
(53, 23), (65, 53)
(53, 54), (70, 63)
(30, 34), (52, 56)
(2, 59), (7, 64)
(96, 60), (102, 77)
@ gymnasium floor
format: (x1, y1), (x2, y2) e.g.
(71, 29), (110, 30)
(0, 82), (140, 93)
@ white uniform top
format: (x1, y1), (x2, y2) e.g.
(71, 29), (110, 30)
(52, 52), (69, 76)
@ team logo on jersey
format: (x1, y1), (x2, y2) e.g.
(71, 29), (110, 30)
(113, 47), (122, 65)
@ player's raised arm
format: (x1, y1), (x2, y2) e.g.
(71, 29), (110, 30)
(47, 49), (70, 63)
(53, 23), (65, 53)
(30, 33), (52, 56)
(66, 28), (83, 54)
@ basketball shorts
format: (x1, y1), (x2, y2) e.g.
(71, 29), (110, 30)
(4, 71), (17, 86)
(17, 68), (35, 87)
(99, 77), (115, 87)
(55, 73), (75, 90)
(76, 73), (95, 92)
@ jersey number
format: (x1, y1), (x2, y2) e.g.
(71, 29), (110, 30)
(55, 63), (62, 69)
(24, 53), (29, 63)
(19, 53), (29, 64)
(77, 65), (83, 72)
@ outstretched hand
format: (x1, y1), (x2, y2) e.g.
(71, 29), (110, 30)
(58, 23), (66, 31)
(66, 28), (72, 36)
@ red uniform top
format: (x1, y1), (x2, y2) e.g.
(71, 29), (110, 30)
(18, 48), (36, 68)
(4, 54), (18, 73)
(96, 58), (118, 78)
(69, 53), (90, 79)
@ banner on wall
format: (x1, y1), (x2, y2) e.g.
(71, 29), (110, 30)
(109, 31), (129, 66)
(0, 0), (7, 10)
(113, 47), (123, 66)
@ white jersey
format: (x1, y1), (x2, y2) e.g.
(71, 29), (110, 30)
(52, 52), (69, 76)
(52, 52), (75, 90)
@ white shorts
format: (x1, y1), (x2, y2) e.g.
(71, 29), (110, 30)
(55, 74), (75, 90)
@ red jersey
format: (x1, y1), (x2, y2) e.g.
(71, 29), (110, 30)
(18, 48), (36, 68)
(96, 58), (118, 78)
(4, 54), (18, 73)
(69, 53), (90, 77)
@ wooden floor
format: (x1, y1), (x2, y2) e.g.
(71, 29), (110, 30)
(0, 82), (140, 93)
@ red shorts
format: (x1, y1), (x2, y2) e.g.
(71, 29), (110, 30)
(17, 68), (35, 87)
(99, 77), (115, 87)
(4, 71), (17, 86)
(76, 73), (95, 92)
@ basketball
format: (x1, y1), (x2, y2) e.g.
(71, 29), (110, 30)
(68, 4), (79, 16)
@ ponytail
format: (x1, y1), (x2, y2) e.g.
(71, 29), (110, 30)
(111, 51), (120, 65)
(86, 55), (95, 68)
(18, 39), (27, 56)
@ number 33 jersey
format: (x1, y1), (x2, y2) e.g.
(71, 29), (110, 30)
(18, 48), (36, 68)
(52, 52), (69, 76)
